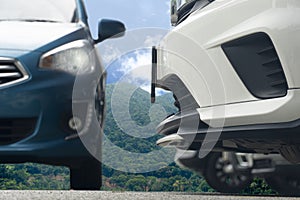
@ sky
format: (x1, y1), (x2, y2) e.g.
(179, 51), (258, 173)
(84, 0), (171, 38)
(83, 0), (171, 94)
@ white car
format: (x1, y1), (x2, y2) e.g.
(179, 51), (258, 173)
(153, 0), (300, 163)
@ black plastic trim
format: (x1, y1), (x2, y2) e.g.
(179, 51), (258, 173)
(222, 32), (288, 99)
(151, 46), (157, 103)
(157, 74), (199, 111)
(157, 108), (300, 152)
(157, 110), (207, 136)
(176, 0), (214, 26)
(176, 151), (212, 174)
(0, 118), (37, 145)
(181, 117), (300, 143)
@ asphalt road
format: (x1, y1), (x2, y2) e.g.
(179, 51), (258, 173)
(0, 191), (299, 200)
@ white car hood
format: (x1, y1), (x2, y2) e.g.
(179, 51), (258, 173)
(0, 21), (83, 52)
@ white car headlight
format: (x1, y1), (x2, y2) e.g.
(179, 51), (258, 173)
(39, 40), (96, 75)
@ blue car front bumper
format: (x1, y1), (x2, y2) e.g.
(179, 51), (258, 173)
(0, 50), (101, 167)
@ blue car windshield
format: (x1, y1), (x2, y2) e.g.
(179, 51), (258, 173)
(0, 0), (77, 23)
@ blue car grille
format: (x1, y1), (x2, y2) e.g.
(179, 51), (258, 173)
(0, 118), (37, 145)
(0, 58), (29, 88)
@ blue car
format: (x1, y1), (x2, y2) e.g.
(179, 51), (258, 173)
(0, 0), (125, 190)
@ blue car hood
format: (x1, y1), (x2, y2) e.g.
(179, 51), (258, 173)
(0, 21), (82, 52)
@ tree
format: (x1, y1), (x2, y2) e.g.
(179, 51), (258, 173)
(125, 175), (147, 191)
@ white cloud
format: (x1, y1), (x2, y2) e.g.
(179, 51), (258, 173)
(144, 34), (164, 47)
(119, 50), (151, 81)
(101, 33), (168, 95)
(117, 50), (167, 96)
(99, 44), (122, 66)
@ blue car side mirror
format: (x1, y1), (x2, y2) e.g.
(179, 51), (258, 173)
(96, 19), (125, 43)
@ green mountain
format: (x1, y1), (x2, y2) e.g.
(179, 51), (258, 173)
(104, 83), (176, 153)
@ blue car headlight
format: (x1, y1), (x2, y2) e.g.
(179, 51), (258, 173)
(39, 40), (96, 75)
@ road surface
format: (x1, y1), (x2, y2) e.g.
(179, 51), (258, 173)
(0, 191), (299, 200)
